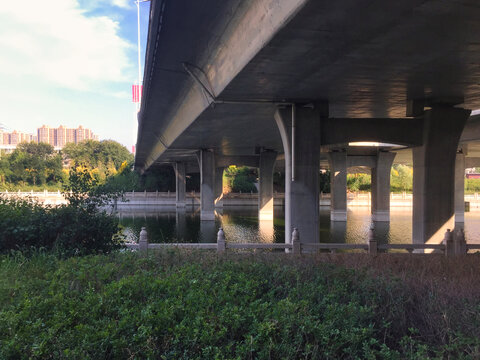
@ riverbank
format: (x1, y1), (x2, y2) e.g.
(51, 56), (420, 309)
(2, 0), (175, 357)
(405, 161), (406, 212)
(1, 250), (479, 359)
(5, 191), (480, 210)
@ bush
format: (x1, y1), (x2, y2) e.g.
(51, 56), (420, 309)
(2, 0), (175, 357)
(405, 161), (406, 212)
(0, 196), (123, 256)
(465, 178), (480, 193)
(347, 173), (371, 192)
(224, 166), (258, 193)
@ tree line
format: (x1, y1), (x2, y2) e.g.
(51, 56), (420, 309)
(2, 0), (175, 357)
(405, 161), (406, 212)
(4, 141), (478, 194)
(0, 140), (133, 191)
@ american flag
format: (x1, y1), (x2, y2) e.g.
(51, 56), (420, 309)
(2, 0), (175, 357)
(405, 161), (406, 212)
(132, 85), (143, 103)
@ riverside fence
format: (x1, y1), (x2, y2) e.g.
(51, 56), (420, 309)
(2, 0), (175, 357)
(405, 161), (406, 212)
(126, 226), (480, 256)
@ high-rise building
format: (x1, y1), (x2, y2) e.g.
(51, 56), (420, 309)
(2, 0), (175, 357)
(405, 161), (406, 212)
(75, 125), (86, 143)
(37, 125), (50, 145)
(10, 131), (20, 145)
(49, 128), (56, 147)
(56, 125), (67, 147)
(66, 128), (75, 144)
(2, 125), (98, 149)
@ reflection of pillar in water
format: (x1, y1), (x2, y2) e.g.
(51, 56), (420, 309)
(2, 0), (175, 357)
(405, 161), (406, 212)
(176, 209), (186, 242)
(372, 221), (390, 244)
(215, 167), (224, 208)
(258, 220), (275, 243)
(330, 220), (346, 243)
(200, 220), (217, 243)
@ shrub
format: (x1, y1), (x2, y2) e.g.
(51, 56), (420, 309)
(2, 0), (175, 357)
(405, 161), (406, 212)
(347, 173), (371, 192)
(224, 166), (258, 193)
(0, 196), (123, 256)
(465, 178), (480, 193)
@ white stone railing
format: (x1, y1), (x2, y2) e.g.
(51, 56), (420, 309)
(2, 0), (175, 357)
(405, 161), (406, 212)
(127, 227), (480, 256)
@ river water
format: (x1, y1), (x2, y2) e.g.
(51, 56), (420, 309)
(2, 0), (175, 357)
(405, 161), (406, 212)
(119, 206), (480, 244)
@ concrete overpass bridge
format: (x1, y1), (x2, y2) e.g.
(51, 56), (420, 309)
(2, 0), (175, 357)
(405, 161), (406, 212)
(135, 0), (480, 245)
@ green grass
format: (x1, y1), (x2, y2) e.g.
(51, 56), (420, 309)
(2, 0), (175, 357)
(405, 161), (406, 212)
(1, 251), (480, 359)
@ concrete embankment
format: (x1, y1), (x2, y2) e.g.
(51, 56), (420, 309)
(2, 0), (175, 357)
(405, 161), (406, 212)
(3, 191), (480, 210)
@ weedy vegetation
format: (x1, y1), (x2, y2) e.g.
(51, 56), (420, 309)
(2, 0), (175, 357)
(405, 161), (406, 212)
(1, 251), (479, 359)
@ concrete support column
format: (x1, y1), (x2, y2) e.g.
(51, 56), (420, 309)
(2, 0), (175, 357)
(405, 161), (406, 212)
(328, 151), (347, 221)
(274, 104), (323, 244)
(455, 152), (466, 224)
(412, 106), (470, 244)
(199, 149), (216, 221)
(214, 167), (224, 208)
(371, 152), (396, 221)
(258, 151), (277, 221)
(174, 162), (186, 208)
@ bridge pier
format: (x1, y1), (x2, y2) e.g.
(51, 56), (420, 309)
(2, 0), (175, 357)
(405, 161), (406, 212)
(328, 151), (347, 222)
(412, 106), (470, 244)
(175, 162), (186, 208)
(214, 167), (224, 208)
(455, 152), (465, 224)
(275, 104), (323, 244)
(199, 149), (216, 221)
(258, 151), (277, 221)
(371, 152), (396, 221)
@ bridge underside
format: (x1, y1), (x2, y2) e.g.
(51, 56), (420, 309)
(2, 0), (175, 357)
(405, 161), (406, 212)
(136, 0), (480, 247)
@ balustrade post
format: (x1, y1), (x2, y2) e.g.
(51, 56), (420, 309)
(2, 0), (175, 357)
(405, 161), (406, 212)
(139, 227), (148, 252)
(368, 225), (377, 255)
(454, 228), (467, 256)
(217, 227), (226, 254)
(443, 229), (454, 257)
(292, 228), (301, 254)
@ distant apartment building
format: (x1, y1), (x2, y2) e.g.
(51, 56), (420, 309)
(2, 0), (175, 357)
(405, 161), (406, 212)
(0, 125), (98, 151)
(0, 129), (35, 152)
(36, 125), (98, 148)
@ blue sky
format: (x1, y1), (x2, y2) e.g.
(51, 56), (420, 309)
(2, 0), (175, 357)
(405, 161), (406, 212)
(0, 0), (150, 151)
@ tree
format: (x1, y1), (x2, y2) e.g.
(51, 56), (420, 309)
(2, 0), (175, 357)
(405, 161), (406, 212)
(17, 142), (54, 160)
(3, 142), (63, 187)
(391, 164), (413, 192)
(63, 140), (133, 170)
(224, 166), (258, 193)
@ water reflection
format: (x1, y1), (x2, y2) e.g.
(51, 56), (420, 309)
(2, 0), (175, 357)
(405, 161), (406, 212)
(118, 206), (480, 244)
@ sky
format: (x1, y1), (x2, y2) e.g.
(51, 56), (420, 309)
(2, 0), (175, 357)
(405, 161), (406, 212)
(0, 0), (150, 151)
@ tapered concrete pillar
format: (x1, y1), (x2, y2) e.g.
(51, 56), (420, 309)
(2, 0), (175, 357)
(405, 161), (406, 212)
(274, 104), (324, 244)
(214, 167), (224, 208)
(371, 152), (396, 221)
(328, 151), (347, 221)
(174, 162), (186, 208)
(412, 106), (470, 244)
(258, 151), (277, 221)
(455, 152), (465, 223)
(199, 149), (215, 220)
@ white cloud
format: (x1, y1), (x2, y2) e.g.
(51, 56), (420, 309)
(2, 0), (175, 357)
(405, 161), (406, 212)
(0, 0), (134, 92)
(111, 0), (132, 9)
